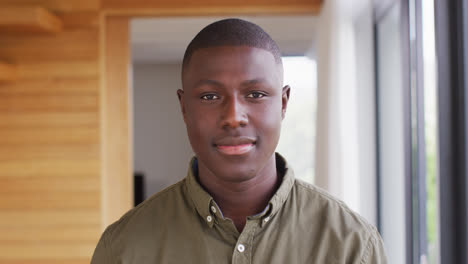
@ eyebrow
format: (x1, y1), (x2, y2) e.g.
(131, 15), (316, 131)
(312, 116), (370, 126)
(241, 79), (268, 87)
(193, 78), (268, 89)
(194, 79), (223, 88)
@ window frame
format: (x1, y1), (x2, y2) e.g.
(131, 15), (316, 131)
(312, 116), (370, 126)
(434, 0), (468, 263)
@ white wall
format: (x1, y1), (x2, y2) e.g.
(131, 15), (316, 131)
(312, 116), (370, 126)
(133, 64), (194, 198)
(376, 3), (407, 263)
(353, 0), (378, 231)
(314, 0), (377, 226)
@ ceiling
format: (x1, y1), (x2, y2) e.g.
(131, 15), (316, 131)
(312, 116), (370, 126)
(130, 16), (318, 64)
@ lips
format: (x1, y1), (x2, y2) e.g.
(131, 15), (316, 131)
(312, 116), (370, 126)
(214, 136), (256, 155)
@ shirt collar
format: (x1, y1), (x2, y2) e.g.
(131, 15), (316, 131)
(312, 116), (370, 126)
(184, 152), (295, 228)
(185, 158), (215, 227)
(266, 153), (295, 219)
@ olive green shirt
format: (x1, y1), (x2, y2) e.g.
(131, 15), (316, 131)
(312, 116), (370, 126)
(91, 154), (387, 263)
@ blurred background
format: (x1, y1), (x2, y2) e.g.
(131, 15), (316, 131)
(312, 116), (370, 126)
(0, 0), (466, 263)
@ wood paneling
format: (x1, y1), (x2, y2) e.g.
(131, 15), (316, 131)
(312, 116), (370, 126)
(17, 61), (98, 79)
(0, 259), (90, 264)
(0, 94), (98, 111)
(0, 191), (100, 210)
(0, 243), (96, 259)
(0, 7), (63, 34)
(0, 145), (98, 160)
(0, 2), (101, 263)
(59, 12), (99, 29)
(0, 112), (98, 128)
(104, 6), (322, 16)
(0, 29), (99, 61)
(1, 226), (101, 242)
(0, 78), (98, 96)
(101, 0), (323, 15)
(0, 0), (100, 12)
(0, 177), (99, 192)
(0, 210), (100, 227)
(0, 159), (99, 177)
(0, 62), (17, 82)
(101, 16), (133, 226)
(0, 127), (98, 144)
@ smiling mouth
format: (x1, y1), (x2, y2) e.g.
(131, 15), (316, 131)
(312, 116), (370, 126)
(213, 136), (256, 155)
(215, 143), (255, 155)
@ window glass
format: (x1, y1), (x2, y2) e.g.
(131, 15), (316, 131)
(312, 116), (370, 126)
(422, 0), (440, 263)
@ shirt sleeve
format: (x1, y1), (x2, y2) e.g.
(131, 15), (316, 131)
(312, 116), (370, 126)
(91, 229), (112, 264)
(361, 227), (388, 264)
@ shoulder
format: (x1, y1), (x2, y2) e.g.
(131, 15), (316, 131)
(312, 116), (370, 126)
(102, 179), (189, 241)
(293, 178), (374, 230)
(290, 179), (387, 263)
(92, 179), (195, 263)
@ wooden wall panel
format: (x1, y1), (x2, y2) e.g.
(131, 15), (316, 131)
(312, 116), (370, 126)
(0, 94), (98, 111)
(59, 12), (99, 29)
(0, 192), (100, 210)
(0, 177), (100, 192)
(0, 1), (101, 263)
(0, 127), (98, 144)
(0, 145), (98, 160)
(0, 0), (99, 12)
(0, 62), (17, 82)
(0, 210), (100, 227)
(0, 159), (99, 177)
(0, 7), (63, 34)
(101, 16), (133, 226)
(0, 112), (98, 128)
(0, 78), (98, 96)
(1, 260), (90, 264)
(101, 0), (323, 15)
(17, 61), (98, 79)
(1, 226), (101, 242)
(0, 244), (96, 259)
(0, 30), (99, 61)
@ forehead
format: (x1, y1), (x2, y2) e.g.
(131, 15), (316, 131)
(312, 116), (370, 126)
(182, 46), (283, 87)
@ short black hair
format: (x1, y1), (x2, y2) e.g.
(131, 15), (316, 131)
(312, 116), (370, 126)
(182, 18), (282, 73)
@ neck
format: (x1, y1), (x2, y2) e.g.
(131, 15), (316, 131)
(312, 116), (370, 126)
(197, 155), (280, 232)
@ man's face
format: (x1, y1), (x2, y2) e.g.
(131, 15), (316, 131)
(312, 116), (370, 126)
(178, 46), (289, 182)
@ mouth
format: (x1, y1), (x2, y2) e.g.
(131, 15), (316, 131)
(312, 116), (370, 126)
(213, 136), (256, 156)
(216, 143), (255, 155)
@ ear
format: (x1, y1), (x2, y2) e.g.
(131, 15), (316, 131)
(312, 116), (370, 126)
(177, 89), (187, 122)
(281, 85), (291, 120)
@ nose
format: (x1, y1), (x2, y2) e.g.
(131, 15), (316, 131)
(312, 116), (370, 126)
(220, 96), (248, 129)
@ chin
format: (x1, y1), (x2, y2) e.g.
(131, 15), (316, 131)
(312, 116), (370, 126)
(194, 143), (276, 182)
(216, 167), (258, 183)
(205, 153), (259, 181)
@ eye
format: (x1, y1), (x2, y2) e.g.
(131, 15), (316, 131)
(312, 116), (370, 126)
(200, 94), (220, 100)
(246, 91), (266, 99)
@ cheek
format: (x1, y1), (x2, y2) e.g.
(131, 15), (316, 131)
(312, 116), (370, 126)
(253, 101), (283, 141)
(185, 108), (215, 149)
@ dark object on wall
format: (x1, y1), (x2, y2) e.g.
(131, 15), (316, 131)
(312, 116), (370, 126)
(134, 172), (146, 207)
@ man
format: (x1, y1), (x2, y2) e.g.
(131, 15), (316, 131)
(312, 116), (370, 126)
(91, 18), (387, 263)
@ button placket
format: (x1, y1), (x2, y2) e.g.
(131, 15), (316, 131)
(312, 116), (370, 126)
(232, 219), (257, 264)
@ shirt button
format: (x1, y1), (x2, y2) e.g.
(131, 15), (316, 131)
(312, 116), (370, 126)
(206, 215), (212, 222)
(211, 206), (217, 214)
(237, 244), (245, 253)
